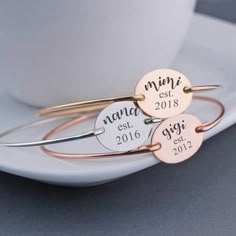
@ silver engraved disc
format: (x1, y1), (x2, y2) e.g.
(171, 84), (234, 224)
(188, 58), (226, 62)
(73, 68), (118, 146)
(95, 101), (153, 151)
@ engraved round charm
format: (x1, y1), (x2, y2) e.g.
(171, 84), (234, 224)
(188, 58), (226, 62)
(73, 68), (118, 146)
(135, 69), (192, 118)
(95, 101), (153, 151)
(152, 114), (204, 164)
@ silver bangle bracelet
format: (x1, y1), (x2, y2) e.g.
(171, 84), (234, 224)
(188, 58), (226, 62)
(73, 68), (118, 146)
(0, 115), (103, 148)
(0, 114), (158, 148)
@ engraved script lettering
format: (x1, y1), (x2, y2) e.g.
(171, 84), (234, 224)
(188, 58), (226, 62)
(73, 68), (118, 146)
(103, 107), (140, 125)
(162, 120), (186, 140)
(144, 77), (182, 92)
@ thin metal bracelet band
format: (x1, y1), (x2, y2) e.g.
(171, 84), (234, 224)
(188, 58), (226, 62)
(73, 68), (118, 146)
(0, 95), (224, 149)
(0, 115), (102, 147)
(194, 95), (225, 132)
(40, 95), (225, 159)
(41, 115), (161, 159)
(37, 85), (220, 117)
(0, 113), (157, 148)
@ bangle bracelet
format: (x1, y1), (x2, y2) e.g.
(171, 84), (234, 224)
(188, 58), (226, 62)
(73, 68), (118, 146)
(0, 95), (224, 164)
(40, 96), (225, 164)
(0, 99), (160, 148)
(37, 69), (220, 119)
(0, 100), (159, 148)
(0, 115), (103, 147)
(0, 113), (160, 155)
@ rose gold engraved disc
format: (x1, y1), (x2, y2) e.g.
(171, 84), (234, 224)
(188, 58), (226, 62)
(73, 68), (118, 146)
(135, 69), (192, 118)
(152, 114), (204, 164)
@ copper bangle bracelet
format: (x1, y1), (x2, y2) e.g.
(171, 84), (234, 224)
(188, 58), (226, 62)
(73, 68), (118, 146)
(0, 95), (224, 163)
(40, 96), (225, 163)
(0, 96), (224, 156)
(37, 87), (220, 117)
(37, 69), (221, 119)
(0, 68), (225, 164)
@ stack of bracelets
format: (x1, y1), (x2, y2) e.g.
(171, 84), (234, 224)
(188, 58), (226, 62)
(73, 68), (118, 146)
(0, 69), (225, 164)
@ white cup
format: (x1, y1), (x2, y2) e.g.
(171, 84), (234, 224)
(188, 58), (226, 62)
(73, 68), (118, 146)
(0, 0), (196, 107)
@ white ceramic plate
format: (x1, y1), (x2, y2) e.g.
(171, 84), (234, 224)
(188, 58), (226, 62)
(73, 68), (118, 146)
(0, 13), (235, 186)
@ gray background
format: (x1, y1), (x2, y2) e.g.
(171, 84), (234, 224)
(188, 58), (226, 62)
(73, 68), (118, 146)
(0, 1), (235, 235)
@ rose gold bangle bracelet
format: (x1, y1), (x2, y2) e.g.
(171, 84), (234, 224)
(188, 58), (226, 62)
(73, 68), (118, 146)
(37, 69), (221, 120)
(41, 95), (225, 164)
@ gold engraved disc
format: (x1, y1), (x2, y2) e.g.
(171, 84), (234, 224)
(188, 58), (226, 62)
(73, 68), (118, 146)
(152, 114), (204, 164)
(135, 69), (193, 118)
